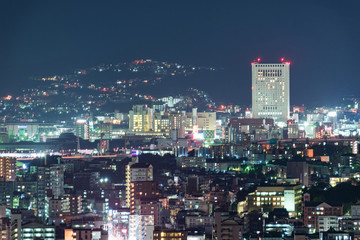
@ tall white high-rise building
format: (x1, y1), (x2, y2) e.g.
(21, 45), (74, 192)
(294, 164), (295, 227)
(252, 60), (290, 123)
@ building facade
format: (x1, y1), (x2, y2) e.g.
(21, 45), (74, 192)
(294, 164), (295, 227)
(0, 158), (16, 182)
(251, 61), (290, 123)
(246, 185), (302, 217)
(153, 229), (187, 240)
(303, 202), (343, 233)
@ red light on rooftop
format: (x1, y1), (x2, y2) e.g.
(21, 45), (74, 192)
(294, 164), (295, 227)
(257, 58), (261, 62)
(281, 58), (285, 62)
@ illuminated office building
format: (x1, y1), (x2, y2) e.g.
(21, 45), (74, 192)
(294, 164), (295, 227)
(252, 59), (290, 123)
(246, 185), (302, 217)
(129, 105), (154, 132)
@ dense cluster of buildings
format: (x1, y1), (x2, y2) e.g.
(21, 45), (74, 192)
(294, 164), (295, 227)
(1, 59), (360, 240)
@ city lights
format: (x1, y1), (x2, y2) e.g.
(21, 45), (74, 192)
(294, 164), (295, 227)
(1, 1), (358, 239)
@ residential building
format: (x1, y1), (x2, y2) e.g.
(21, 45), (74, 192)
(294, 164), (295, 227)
(318, 216), (340, 232)
(214, 211), (244, 240)
(126, 161), (153, 207)
(0, 158), (16, 182)
(303, 202), (343, 233)
(319, 228), (353, 240)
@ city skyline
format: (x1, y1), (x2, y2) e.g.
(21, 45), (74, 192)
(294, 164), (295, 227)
(2, 1), (360, 239)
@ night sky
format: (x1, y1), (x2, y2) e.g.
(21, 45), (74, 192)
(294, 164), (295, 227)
(1, 0), (360, 106)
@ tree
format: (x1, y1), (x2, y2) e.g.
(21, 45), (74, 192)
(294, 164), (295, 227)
(268, 208), (289, 223)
